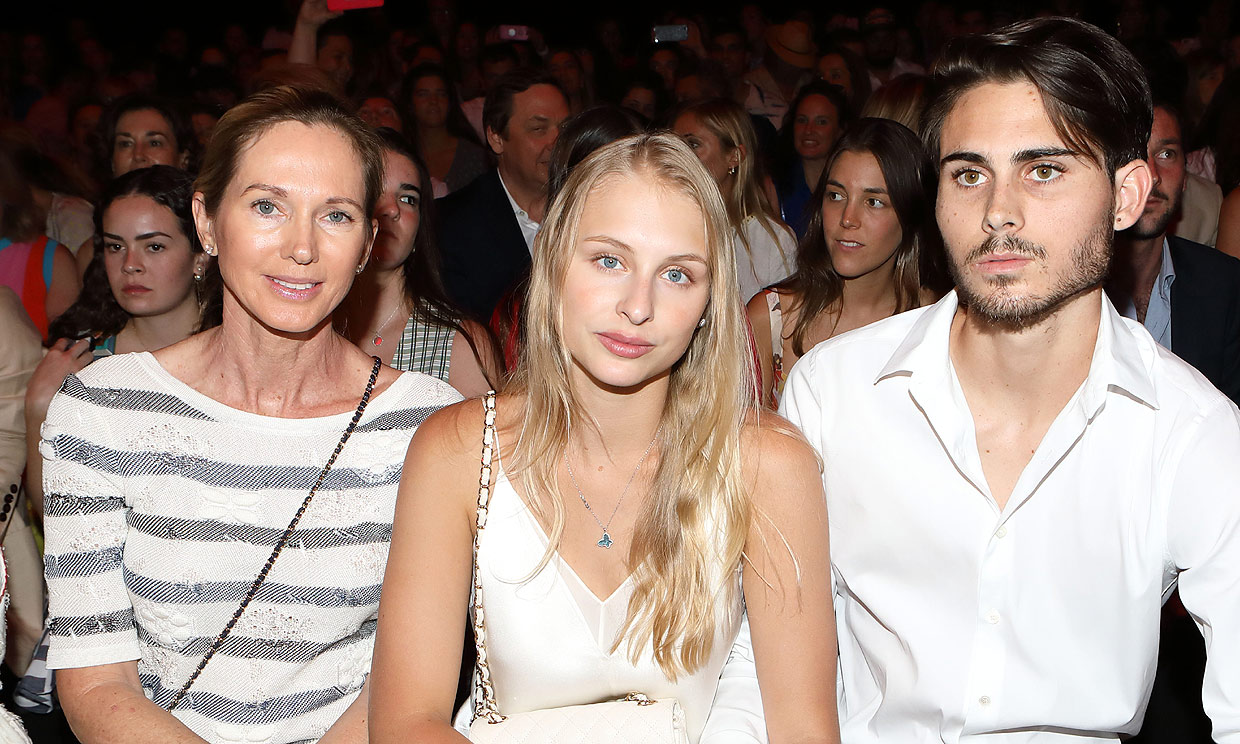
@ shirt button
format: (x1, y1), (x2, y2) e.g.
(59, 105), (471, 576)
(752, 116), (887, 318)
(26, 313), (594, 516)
(979, 695), (992, 706)
(995, 525), (1008, 538)
(985, 609), (1001, 624)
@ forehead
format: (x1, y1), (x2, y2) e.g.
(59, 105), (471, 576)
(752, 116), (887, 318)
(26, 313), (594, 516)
(382, 150), (421, 184)
(580, 173), (708, 256)
(118, 108), (172, 134)
(105, 194), (177, 227)
(828, 149), (883, 184)
(798, 94), (837, 116)
(233, 121), (365, 195)
(512, 84), (568, 119)
(1150, 107), (1181, 142)
(940, 82), (1067, 160)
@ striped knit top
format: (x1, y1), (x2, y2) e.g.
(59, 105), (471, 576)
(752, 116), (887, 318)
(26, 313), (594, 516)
(41, 352), (462, 744)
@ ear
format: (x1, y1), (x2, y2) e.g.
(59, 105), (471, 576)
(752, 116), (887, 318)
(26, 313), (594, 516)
(1112, 158), (1152, 231)
(359, 218), (378, 271)
(729, 144), (745, 170)
(192, 193), (216, 255)
(192, 251), (210, 277)
(178, 149), (191, 170)
(486, 126), (505, 157)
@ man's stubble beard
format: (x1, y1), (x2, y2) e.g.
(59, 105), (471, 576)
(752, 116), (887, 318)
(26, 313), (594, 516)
(948, 210), (1114, 331)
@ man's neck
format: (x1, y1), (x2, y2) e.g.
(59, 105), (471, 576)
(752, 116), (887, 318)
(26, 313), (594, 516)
(1111, 233), (1165, 324)
(950, 288), (1102, 416)
(498, 163), (547, 223)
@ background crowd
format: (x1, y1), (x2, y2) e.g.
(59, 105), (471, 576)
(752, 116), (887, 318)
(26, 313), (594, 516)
(1, 0), (1239, 741)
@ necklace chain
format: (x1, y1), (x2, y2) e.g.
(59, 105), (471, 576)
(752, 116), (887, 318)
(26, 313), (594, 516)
(370, 302), (405, 347)
(564, 426), (661, 549)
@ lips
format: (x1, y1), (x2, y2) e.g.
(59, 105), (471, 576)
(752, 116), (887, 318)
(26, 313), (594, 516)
(121, 284), (151, 294)
(974, 253), (1034, 274)
(267, 276), (323, 299)
(596, 332), (654, 359)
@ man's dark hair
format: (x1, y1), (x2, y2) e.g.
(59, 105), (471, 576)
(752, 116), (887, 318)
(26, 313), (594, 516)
(921, 17), (1152, 175)
(483, 68), (565, 140)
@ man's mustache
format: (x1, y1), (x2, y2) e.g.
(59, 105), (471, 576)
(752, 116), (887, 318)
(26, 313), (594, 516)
(963, 234), (1048, 264)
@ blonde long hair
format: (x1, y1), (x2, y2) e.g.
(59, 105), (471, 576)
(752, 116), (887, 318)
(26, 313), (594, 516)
(676, 98), (791, 266)
(509, 132), (755, 679)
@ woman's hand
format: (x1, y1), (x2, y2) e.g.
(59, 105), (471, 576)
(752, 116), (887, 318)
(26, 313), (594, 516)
(25, 338), (91, 427)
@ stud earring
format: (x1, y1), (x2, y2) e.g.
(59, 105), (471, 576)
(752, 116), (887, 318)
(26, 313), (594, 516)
(193, 272), (204, 282)
(697, 318), (707, 328)
(355, 264), (366, 274)
(728, 166), (737, 176)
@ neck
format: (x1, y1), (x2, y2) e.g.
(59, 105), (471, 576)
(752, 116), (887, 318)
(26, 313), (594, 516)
(339, 266), (408, 341)
(1110, 233), (1164, 318)
(567, 370), (667, 464)
(419, 125), (453, 149)
(839, 256), (899, 313)
(203, 297), (362, 416)
(950, 288), (1101, 412)
(499, 163), (547, 223)
(801, 157), (826, 192)
(124, 296), (202, 352)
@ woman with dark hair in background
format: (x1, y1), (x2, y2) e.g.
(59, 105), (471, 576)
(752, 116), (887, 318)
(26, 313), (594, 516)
(402, 63), (489, 195)
(24, 164), (219, 523)
(619, 73), (669, 125)
(673, 97), (796, 302)
(775, 81), (851, 239)
(337, 127), (499, 396)
(748, 118), (937, 407)
(74, 94), (196, 271)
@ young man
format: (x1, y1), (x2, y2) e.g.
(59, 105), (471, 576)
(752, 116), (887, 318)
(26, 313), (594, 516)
(781, 17), (1240, 743)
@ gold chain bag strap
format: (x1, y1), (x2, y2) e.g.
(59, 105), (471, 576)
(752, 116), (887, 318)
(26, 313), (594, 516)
(166, 357), (383, 711)
(468, 392), (689, 743)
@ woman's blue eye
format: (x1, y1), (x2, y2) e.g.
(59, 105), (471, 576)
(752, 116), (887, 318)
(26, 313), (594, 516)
(327, 210), (352, 223)
(665, 268), (687, 284)
(254, 200), (276, 215)
(598, 256), (621, 269)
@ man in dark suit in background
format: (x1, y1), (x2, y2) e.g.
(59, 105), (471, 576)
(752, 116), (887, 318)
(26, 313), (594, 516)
(1113, 100), (1240, 744)
(436, 70), (569, 321)
(1109, 101), (1240, 405)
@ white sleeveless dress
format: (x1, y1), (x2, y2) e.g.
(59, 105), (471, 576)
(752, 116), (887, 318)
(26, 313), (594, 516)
(458, 464), (744, 742)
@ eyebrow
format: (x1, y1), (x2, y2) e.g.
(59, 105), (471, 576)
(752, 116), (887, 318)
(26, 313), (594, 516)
(583, 235), (708, 264)
(243, 183), (364, 211)
(825, 179), (888, 194)
(398, 182), (421, 192)
(101, 231), (173, 241)
(940, 147), (1079, 168)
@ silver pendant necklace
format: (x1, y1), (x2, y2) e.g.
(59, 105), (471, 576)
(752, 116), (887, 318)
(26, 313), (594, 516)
(564, 427), (661, 549)
(370, 303), (404, 347)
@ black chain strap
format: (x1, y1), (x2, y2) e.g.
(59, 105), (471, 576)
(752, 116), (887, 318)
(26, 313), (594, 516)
(167, 356), (382, 711)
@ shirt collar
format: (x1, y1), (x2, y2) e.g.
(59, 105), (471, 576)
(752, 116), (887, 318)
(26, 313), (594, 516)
(1156, 236), (1176, 298)
(875, 290), (1158, 410)
(498, 170), (530, 220)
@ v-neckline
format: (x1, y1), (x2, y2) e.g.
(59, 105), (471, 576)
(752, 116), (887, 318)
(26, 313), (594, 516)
(499, 469), (636, 605)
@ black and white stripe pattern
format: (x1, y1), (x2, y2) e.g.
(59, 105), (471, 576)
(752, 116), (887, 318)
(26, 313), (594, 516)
(42, 353), (462, 744)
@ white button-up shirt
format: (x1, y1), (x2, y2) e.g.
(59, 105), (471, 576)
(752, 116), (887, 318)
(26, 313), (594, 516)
(498, 170), (540, 255)
(780, 291), (1240, 743)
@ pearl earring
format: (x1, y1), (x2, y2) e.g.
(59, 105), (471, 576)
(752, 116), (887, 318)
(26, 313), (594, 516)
(697, 318), (707, 328)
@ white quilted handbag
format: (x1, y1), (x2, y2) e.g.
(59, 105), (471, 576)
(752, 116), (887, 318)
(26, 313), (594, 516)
(467, 394), (690, 744)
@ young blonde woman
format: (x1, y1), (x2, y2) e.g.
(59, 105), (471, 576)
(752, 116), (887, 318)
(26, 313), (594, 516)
(369, 132), (839, 742)
(672, 98), (797, 303)
(747, 118), (937, 408)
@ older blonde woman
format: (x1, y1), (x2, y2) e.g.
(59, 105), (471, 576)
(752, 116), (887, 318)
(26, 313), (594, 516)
(40, 86), (461, 744)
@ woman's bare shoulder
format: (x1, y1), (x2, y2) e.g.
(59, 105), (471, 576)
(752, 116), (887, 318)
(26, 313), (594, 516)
(740, 409), (821, 482)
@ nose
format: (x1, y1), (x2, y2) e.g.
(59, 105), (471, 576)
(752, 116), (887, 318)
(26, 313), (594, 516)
(982, 177), (1023, 235)
(618, 276), (653, 325)
(840, 198), (862, 229)
(283, 216), (319, 265)
(132, 142), (150, 165)
(376, 193), (399, 221)
(123, 249), (144, 274)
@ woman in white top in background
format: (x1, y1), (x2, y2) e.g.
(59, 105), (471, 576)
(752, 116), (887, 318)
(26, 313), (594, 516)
(672, 98), (797, 303)
(369, 132), (838, 742)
